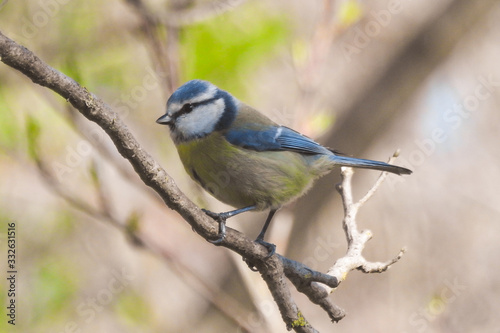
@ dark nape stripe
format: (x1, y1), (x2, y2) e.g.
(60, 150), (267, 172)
(215, 90), (237, 131)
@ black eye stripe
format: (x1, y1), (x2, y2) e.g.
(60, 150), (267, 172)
(177, 103), (193, 117)
(173, 97), (220, 120)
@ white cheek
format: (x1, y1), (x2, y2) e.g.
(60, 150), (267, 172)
(177, 99), (225, 137)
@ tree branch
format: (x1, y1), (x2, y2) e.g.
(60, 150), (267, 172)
(0, 31), (406, 331)
(25, 113), (256, 332)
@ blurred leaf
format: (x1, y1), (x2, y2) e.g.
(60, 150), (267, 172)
(89, 159), (99, 186)
(180, 3), (289, 97)
(426, 293), (447, 317)
(125, 211), (144, 246)
(115, 291), (153, 327)
(125, 210), (141, 235)
(56, 1), (136, 91)
(25, 115), (41, 160)
(57, 0), (100, 52)
(0, 291), (7, 332)
(291, 38), (309, 68)
(0, 91), (20, 151)
(62, 52), (84, 85)
(309, 111), (335, 136)
(338, 0), (363, 27)
(56, 210), (78, 237)
(33, 260), (79, 322)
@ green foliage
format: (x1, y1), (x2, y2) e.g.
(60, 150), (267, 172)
(89, 159), (100, 187)
(125, 210), (141, 236)
(0, 291), (6, 331)
(115, 290), (153, 327)
(25, 114), (41, 160)
(53, 210), (78, 237)
(56, 0), (138, 91)
(179, 3), (290, 97)
(32, 259), (80, 323)
(0, 90), (20, 152)
(338, 0), (363, 27)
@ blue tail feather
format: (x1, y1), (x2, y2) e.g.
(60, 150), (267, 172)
(330, 155), (412, 175)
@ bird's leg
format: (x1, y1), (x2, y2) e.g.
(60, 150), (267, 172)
(244, 209), (279, 271)
(203, 205), (257, 244)
(254, 209), (278, 257)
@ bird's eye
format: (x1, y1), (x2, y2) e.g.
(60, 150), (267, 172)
(172, 103), (195, 121)
(180, 103), (193, 114)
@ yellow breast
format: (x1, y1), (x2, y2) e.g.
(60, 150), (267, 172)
(176, 132), (323, 210)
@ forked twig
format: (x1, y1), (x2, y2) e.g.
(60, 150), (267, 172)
(326, 151), (407, 291)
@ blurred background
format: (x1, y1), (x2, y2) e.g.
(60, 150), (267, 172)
(1, 0), (499, 332)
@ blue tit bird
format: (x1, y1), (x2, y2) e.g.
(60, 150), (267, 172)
(157, 80), (411, 254)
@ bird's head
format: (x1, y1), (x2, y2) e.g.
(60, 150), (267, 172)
(156, 80), (239, 143)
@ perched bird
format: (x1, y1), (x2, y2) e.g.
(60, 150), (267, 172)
(157, 80), (411, 254)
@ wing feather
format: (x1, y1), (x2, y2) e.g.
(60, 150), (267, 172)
(225, 126), (331, 155)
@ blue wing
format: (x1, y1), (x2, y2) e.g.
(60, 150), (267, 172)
(225, 126), (331, 155)
(224, 125), (413, 175)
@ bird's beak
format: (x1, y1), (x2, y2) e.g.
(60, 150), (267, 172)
(156, 113), (172, 125)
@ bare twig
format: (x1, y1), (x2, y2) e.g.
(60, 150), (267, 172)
(125, 0), (173, 94)
(274, 153), (406, 323)
(124, 0), (248, 93)
(160, 0), (248, 28)
(33, 151), (123, 228)
(357, 150), (402, 206)
(325, 153), (407, 292)
(281, 255), (345, 322)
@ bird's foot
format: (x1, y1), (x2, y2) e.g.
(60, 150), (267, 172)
(244, 238), (277, 271)
(255, 238), (276, 258)
(203, 209), (227, 245)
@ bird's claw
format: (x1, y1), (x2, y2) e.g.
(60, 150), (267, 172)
(255, 238), (276, 258)
(203, 209), (227, 245)
(208, 234), (225, 244)
(202, 209), (221, 220)
(202, 208), (276, 269)
(244, 239), (277, 271)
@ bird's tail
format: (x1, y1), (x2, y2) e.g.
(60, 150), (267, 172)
(330, 155), (412, 175)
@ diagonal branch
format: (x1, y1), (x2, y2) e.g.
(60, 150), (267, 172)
(0, 30), (220, 247)
(0, 31), (407, 331)
(0, 30), (303, 330)
(25, 107), (257, 333)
